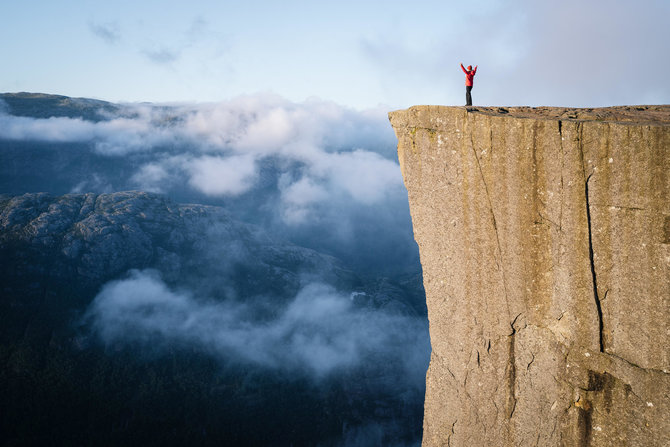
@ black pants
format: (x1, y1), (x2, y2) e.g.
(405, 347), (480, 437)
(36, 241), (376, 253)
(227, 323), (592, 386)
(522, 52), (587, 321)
(466, 86), (473, 106)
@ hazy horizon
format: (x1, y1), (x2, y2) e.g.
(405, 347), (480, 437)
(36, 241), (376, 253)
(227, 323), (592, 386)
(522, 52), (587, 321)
(2, 0), (669, 109)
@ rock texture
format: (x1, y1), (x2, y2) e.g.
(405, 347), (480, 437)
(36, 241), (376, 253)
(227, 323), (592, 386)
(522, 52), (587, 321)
(389, 106), (670, 446)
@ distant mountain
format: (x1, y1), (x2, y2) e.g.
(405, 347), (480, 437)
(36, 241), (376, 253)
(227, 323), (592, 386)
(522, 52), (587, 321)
(0, 191), (354, 300)
(0, 92), (122, 121)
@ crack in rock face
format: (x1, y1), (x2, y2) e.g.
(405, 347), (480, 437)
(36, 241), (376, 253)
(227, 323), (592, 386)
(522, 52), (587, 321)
(390, 105), (670, 447)
(584, 173), (605, 353)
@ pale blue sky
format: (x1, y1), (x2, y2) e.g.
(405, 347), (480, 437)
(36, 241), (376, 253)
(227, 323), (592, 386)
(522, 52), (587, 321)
(1, 0), (668, 109)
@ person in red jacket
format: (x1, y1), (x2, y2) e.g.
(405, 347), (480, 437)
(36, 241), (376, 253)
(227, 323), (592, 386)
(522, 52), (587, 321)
(460, 63), (477, 106)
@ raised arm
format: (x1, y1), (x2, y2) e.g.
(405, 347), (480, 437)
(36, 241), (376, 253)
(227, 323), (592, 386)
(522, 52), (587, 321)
(460, 63), (468, 74)
(473, 65), (478, 75)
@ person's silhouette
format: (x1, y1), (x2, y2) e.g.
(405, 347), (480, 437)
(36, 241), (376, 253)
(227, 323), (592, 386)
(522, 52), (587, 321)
(460, 63), (478, 106)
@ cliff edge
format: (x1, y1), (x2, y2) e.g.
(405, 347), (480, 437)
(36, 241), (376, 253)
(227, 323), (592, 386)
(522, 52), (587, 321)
(390, 106), (670, 446)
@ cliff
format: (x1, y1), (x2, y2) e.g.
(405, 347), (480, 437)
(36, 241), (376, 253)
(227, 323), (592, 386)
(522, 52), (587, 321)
(389, 106), (670, 446)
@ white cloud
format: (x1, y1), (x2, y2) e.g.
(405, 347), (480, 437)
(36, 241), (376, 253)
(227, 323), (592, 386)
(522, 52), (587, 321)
(1, 93), (403, 218)
(361, 0), (670, 107)
(315, 150), (404, 204)
(69, 174), (114, 194)
(86, 270), (427, 379)
(278, 175), (329, 224)
(129, 163), (170, 193)
(0, 114), (96, 141)
(236, 106), (299, 153)
(0, 110), (176, 155)
(185, 154), (257, 196)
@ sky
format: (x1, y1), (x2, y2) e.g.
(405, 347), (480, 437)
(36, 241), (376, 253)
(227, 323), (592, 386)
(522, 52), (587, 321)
(1, 0), (669, 109)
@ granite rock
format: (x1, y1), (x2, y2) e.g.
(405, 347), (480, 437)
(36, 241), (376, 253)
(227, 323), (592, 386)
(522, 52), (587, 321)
(390, 105), (670, 446)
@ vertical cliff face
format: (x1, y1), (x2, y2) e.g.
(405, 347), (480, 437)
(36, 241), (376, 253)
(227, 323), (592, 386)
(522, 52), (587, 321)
(390, 106), (670, 446)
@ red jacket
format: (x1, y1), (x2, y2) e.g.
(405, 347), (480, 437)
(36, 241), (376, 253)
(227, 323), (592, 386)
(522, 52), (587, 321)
(461, 64), (477, 86)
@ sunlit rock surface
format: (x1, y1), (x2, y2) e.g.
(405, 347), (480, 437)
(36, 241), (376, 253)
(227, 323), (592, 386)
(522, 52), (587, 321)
(390, 105), (670, 446)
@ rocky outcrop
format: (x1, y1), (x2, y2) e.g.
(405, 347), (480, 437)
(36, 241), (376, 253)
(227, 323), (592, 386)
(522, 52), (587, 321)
(0, 191), (355, 303)
(390, 106), (670, 446)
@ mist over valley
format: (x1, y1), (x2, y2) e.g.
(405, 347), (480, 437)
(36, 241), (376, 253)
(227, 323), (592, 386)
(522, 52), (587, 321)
(0, 93), (428, 446)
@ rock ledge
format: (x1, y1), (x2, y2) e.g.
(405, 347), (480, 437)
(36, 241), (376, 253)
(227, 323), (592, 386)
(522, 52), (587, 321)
(390, 106), (669, 446)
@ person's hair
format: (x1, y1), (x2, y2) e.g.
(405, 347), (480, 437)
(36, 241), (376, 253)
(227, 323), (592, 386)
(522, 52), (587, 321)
(467, 65), (472, 70)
